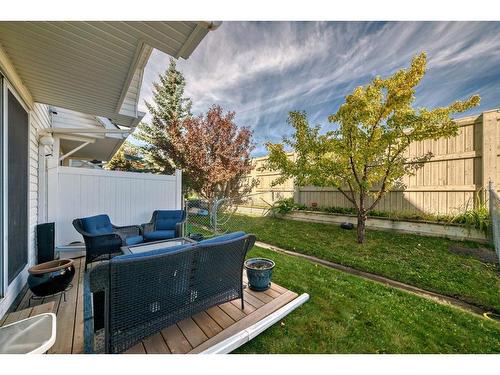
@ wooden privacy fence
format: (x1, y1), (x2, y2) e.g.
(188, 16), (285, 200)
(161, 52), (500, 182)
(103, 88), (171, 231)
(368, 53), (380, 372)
(246, 109), (500, 215)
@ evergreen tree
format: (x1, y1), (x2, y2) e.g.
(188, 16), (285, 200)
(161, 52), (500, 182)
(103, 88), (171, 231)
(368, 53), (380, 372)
(134, 57), (192, 174)
(106, 141), (147, 172)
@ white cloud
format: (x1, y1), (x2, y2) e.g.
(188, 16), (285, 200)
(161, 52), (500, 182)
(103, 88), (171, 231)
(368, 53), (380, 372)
(140, 21), (500, 156)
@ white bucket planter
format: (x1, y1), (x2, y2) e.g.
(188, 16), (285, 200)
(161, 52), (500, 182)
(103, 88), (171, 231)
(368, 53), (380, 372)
(279, 210), (488, 243)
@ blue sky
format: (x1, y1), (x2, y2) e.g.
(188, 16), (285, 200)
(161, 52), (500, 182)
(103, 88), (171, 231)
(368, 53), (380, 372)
(139, 21), (500, 156)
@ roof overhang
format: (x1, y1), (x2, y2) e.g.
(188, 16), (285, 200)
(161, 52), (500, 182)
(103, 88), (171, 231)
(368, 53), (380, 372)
(0, 21), (214, 126)
(60, 137), (125, 162)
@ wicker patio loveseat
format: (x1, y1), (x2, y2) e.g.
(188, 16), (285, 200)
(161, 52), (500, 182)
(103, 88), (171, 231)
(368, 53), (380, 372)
(89, 231), (256, 353)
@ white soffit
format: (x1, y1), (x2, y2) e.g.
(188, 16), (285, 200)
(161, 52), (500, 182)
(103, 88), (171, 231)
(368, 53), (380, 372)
(0, 21), (211, 126)
(52, 106), (127, 161)
(60, 137), (124, 162)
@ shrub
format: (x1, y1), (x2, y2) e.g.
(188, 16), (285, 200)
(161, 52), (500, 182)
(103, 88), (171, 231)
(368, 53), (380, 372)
(271, 198), (306, 214)
(450, 203), (490, 234)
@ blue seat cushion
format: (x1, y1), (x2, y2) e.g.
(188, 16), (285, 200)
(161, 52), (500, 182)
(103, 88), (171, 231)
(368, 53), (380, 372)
(115, 242), (194, 260)
(198, 231), (246, 245)
(124, 235), (144, 246)
(81, 214), (113, 235)
(144, 230), (176, 242)
(154, 210), (185, 231)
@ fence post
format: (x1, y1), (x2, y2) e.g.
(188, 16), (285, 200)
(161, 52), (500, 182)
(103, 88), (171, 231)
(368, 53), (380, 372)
(175, 169), (182, 210)
(481, 111), (499, 203)
(487, 179), (500, 263)
(293, 183), (300, 205)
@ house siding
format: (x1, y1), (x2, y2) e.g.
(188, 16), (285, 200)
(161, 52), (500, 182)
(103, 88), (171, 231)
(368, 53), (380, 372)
(119, 71), (140, 117)
(118, 44), (151, 118)
(51, 106), (102, 130)
(29, 104), (51, 263)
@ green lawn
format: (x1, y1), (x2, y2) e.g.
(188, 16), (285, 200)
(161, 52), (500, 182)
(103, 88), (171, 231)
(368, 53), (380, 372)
(211, 215), (500, 311)
(234, 246), (500, 353)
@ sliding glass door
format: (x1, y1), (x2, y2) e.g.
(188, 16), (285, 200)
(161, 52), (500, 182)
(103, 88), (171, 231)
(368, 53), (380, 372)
(6, 89), (29, 284)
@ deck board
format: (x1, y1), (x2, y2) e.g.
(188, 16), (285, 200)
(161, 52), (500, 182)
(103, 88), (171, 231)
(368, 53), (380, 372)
(1, 256), (304, 354)
(190, 290), (298, 354)
(142, 332), (171, 354)
(72, 257), (85, 353)
(161, 324), (192, 353)
(243, 291), (265, 308)
(48, 257), (82, 354)
(177, 317), (209, 348)
(230, 298), (256, 314)
(124, 342), (146, 354)
(247, 288), (274, 304)
(205, 306), (235, 329)
(218, 301), (247, 321)
(191, 311), (223, 338)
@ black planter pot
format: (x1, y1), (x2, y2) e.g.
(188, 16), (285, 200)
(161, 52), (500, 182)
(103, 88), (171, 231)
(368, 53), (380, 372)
(28, 259), (75, 297)
(244, 258), (275, 292)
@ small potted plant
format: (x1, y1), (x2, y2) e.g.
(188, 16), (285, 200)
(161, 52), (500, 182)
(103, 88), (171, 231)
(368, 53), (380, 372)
(244, 258), (275, 291)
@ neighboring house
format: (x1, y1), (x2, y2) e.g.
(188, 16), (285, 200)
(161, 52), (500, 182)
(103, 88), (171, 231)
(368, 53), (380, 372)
(0, 21), (218, 317)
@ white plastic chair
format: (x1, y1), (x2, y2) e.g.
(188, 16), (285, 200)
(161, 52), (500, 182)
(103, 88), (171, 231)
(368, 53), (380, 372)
(0, 313), (56, 354)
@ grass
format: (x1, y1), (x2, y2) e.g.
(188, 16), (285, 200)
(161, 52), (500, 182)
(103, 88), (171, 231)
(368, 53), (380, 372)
(234, 246), (500, 353)
(207, 215), (500, 311)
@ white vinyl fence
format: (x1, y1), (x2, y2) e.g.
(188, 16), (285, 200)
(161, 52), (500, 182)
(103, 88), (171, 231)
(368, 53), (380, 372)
(48, 167), (182, 247)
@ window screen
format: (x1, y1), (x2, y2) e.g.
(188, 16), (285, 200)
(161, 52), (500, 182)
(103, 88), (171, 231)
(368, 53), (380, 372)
(7, 90), (28, 284)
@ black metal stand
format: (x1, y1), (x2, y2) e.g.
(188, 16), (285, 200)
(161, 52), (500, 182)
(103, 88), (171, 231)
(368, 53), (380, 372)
(28, 283), (73, 306)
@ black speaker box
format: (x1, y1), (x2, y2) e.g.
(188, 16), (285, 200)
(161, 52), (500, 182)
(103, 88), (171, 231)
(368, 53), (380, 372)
(36, 222), (56, 264)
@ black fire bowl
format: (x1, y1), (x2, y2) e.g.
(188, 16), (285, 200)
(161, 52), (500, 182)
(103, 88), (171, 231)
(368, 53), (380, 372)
(28, 259), (75, 297)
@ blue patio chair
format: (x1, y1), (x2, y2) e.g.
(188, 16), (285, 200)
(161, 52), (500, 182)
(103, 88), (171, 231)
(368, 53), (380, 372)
(141, 210), (186, 242)
(72, 214), (143, 270)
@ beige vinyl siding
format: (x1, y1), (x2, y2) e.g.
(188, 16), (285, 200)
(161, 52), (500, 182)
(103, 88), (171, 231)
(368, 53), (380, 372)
(119, 68), (141, 117)
(51, 106), (103, 130)
(28, 103), (51, 265)
(119, 44), (152, 118)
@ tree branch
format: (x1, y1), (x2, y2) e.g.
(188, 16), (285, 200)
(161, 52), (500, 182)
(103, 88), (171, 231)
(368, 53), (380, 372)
(368, 140), (408, 211)
(338, 186), (357, 208)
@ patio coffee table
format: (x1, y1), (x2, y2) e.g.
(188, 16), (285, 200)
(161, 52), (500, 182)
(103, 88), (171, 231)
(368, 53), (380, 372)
(121, 237), (196, 255)
(0, 313), (56, 354)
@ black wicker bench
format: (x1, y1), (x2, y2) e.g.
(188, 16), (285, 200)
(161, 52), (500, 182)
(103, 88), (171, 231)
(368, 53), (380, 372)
(89, 231), (255, 353)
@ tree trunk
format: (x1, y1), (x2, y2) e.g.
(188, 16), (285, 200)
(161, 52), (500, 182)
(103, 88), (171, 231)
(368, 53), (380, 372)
(356, 213), (367, 243)
(356, 192), (367, 243)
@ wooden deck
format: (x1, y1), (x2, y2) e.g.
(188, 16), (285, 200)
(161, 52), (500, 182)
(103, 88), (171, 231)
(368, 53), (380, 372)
(1, 257), (305, 354)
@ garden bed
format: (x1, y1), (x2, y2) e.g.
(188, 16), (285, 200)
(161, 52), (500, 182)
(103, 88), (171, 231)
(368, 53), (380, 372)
(279, 210), (488, 242)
